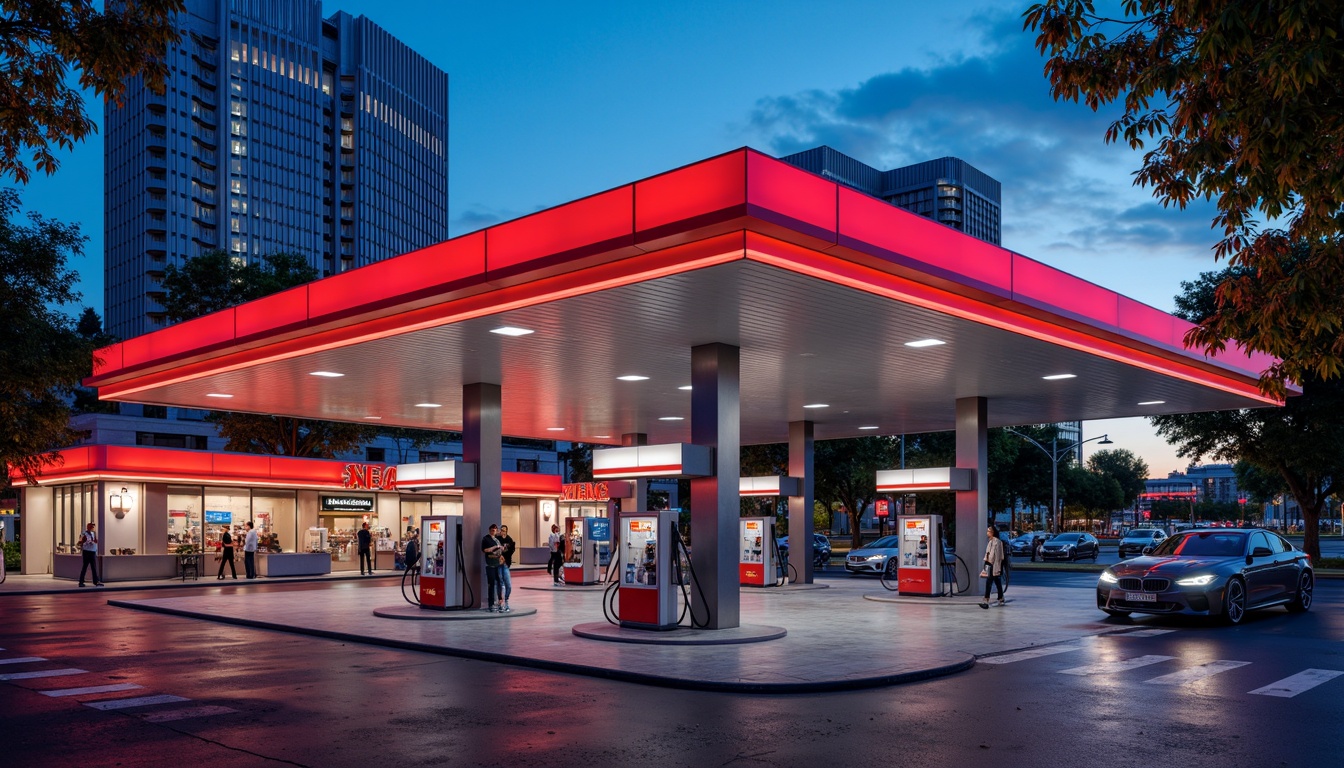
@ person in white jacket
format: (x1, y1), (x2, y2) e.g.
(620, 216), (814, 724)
(980, 525), (1006, 609)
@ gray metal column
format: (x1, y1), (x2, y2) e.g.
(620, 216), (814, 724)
(621, 433), (649, 513)
(690, 343), (740, 629)
(789, 420), (815, 583)
(955, 396), (989, 580)
(463, 382), (502, 609)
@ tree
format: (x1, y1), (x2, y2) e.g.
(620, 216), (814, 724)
(0, 188), (94, 487)
(379, 427), (460, 464)
(1150, 265), (1344, 558)
(1025, 2), (1344, 395)
(1059, 464), (1123, 531)
(71, 307), (118, 414)
(1087, 449), (1150, 510)
(1, 0), (185, 183)
(814, 436), (901, 548)
(158, 249), (378, 456)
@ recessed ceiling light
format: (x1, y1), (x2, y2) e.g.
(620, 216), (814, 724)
(362, 416), (383, 420)
(1042, 374), (1077, 381)
(206, 393), (233, 398)
(593, 435), (611, 439)
(799, 353), (816, 357)
(546, 427), (565, 431)
(858, 425), (880, 430)
(309, 371), (344, 378)
(905, 338), (946, 348)
(803, 403), (829, 409)
(415, 403), (442, 408)
(617, 375), (649, 382)
(678, 385), (692, 391)
(1138, 400), (1166, 406)
(490, 326), (534, 337)
(658, 416), (684, 421)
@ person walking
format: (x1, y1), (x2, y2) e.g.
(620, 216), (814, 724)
(77, 522), (103, 587)
(357, 522), (374, 575)
(481, 524), (504, 612)
(217, 530), (238, 579)
(243, 521), (259, 579)
(497, 525), (516, 612)
(547, 523), (564, 584)
(980, 524), (1006, 609)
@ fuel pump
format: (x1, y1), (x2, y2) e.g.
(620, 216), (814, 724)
(418, 515), (469, 610)
(738, 517), (777, 587)
(613, 510), (679, 629)
(895, 514), (943, 596)
(562, 516), (610, 586)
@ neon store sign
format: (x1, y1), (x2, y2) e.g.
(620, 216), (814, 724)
(342, 464), (398, 491)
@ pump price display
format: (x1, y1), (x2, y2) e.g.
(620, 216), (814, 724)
(423, 521), (446, 578)
(623, 519), (658, 588)
(741, 520), (764, 563)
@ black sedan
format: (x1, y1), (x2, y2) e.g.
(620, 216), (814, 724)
(1039, 532), (1099, 562)
(1096, 529), (1313, 624)
(1117, 527), (1167, 559)
(778, 533), (832, 569)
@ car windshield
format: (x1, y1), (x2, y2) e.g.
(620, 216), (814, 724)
(1051, 534), (1081, 542)
(864, 536), (901, 549)
(1012, 534), (1035, 543)
(1126, 530), (1160, 539)
(1152, 531), (1246, 557)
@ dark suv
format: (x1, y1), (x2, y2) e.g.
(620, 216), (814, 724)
(778, 533), (833, 569)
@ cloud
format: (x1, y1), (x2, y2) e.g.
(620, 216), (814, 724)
(737, 11), (1222, 262)
(452, 206), (513, 234)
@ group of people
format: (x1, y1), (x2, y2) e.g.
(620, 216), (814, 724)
(480, 524), (516, 612)
(215, 521), (260, 580)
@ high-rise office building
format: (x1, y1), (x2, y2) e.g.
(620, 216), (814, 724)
(104, 0), (449, 340)
(780, 145), (1002, 245)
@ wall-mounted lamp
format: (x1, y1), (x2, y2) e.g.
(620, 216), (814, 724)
(109, 487), (132, 519)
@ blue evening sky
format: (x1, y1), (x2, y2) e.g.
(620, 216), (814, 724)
(21, 0), (1239, 478)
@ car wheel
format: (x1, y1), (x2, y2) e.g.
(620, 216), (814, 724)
(1287, 571), (1314, 613)
(1222, 577), (1247, 625)
(884, 559), (898, 578)
(1102, 609), (1131, 618)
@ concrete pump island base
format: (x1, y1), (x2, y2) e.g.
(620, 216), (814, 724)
(81, 148), (1280, 687)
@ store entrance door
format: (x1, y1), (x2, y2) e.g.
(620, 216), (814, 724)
(318, 514), (365, 572)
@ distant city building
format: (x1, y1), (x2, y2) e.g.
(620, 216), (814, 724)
(1140, 464), (1245, 515)
(104, 0), (449, 340)
(779, 145), (1002, 245)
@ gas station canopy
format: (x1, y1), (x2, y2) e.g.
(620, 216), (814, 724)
(86, 148), (1278, 443)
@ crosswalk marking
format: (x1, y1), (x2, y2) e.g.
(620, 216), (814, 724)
(41, 683), (144, 698)
(139, 705), (237, 723)
(1059, 655), (1176, 676)
(1249, 669), (1344, 698)
(1145, 660), (1250, 686)
(1121, 629), (1176, 637)
(0, 657), (47, 665)
(0, 668), (86, 681)
(981, 644), (1083, 665)
(84, 694), (191, 711)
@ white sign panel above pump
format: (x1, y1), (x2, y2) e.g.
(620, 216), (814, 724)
(739, 476), (803, 497)
(394, 460), (479, 491)
(592, 443), (714, 479)
(875, 467), (975, 493)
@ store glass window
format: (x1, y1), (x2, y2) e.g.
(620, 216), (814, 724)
(253, 489), (296, 552)
(54, 483), (96, 554)
(203, 486), (250, 552)
(167, 485), (203, 552)
(400, 498), (430, 539)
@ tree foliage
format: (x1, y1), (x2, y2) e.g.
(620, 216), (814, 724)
(0, 0), (185, 183)
(70, 307), (118, 414)
(814, 436), (901, 548)
(1025, 1), (1344, 395)
(1087, 448), (1150, 509)
(1150, 264), (1344, 558)
(158, 249), (377, 456)
(0, 188), (95, 487)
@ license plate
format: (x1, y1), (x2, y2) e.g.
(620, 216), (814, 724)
(1125, 592), (1157, 602)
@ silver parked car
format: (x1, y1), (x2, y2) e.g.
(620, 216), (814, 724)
(1117, 528), (1167, 559)
(1097, 529), (1313, 624)
(845, 535), (903, 576)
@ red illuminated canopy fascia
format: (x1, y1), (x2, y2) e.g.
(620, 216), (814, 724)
(86, 147), (1277, 402)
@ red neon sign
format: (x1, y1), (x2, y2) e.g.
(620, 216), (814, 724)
(342, 464), (397, 491)
(562, 482), (611, 502)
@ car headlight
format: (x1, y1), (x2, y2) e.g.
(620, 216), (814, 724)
(1176, 574), (1216, 586)
(1099, 571), (1119, 584)
(866, 554), (886, 561)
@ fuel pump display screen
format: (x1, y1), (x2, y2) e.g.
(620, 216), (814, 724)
(423, 521), (447, 578)
(623, 518), (657, 588)
(899, 518), (931, 569)
(566, 518), (583, 565)
(741, 519), (764, 563)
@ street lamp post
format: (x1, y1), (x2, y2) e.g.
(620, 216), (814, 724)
(1004, 429), (1114, 533)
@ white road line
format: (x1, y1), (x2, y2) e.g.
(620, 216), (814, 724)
(0, 668), (87, 681)
(0, 657), (47, 665)
(1121, 629), (1177, 637)
(139, 705), (238, 723)
(1145, 660), (1251, 686)
(1059, 655), (1176, 676)
(1249, 669), (1344, 698)
(41, 683), (144, 697)
(84, 694), (191, 710)
(980, 644), (1083, 665)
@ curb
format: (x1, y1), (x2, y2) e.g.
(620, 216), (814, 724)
(0, 571), (403, 597)
(107, 598), (976, 694)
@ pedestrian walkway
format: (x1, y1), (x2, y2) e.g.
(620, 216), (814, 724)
(107, 569), (1152, 693)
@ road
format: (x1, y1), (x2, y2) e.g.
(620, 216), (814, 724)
(0, 572), (1340, 767)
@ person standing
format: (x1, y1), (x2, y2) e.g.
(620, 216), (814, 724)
(980, 524), (1007, 609)
(357, 522), (374, 575)
(480, 524), (504, 612)
(547, 523), (564, 584)
(497, 525), (516, 613)
(78, 522), (103, 587)
(217, 530), (237, 579)
(402, 530), (420, 571)
(243, 521), (259, 579)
